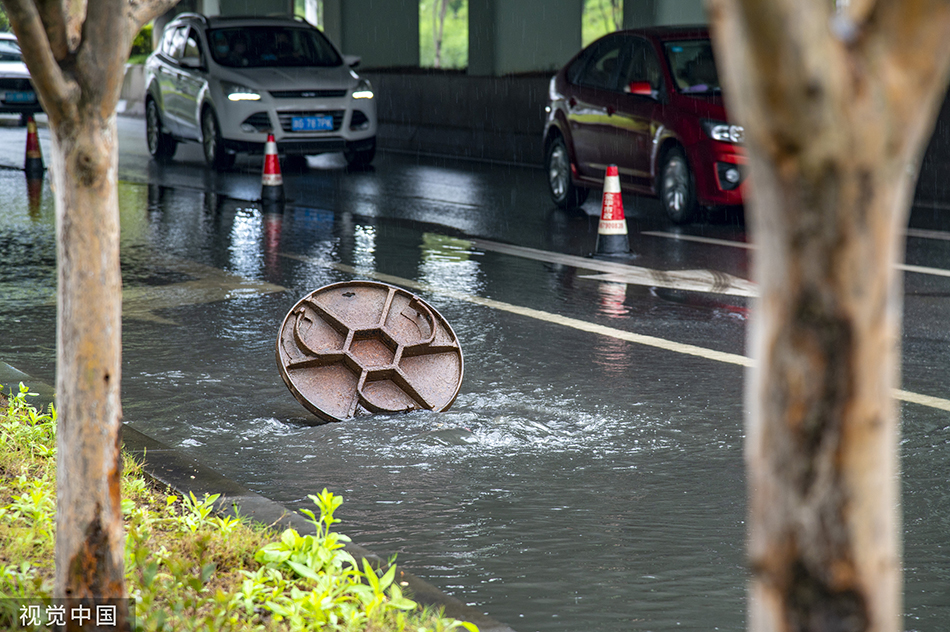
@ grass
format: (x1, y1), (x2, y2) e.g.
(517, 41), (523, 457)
(0, 382), (478, 632)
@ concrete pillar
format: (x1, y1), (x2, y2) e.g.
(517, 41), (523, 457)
(656, 0), (707, 24)
(322, 0), (419, 67)
(218, 0), (293, 15)
(469, 0), (582, 76)
(624, 0), (706, 27)
(624, 0), (657, 28)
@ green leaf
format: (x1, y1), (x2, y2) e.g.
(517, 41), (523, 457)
(379, 564), (396, 591)
(287, 560), (320, 581)
(142, 561), (159, 588)
(201, 562), (216, 583)
(280, 528), (299, 548)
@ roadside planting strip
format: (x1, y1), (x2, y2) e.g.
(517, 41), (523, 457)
(279, 250), (950, 414)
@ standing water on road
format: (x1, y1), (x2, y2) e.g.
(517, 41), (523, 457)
(0, 167), (947, 631)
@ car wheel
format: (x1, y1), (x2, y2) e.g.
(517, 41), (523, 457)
(660, 147), (697, 224)
(545, 135), (589, 209)
(344, 139), (376, 169)
(146, 99), (177, 160)
(201, 108), (235, 170)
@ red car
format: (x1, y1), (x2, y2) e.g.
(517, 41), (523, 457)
(543, 26), (745, 223)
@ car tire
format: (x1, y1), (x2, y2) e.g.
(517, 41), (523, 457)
(659, 146), (697, 224)
(344, 138), (376, 169)
(545, 135), (589, 209)
(201, 108), (235, 170)
(146, 99), (177, 161)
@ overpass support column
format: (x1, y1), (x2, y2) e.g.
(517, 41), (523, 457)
(468, 0), (582, 76)
(625, 0), (707, 27)
(322, 0), (419, 67)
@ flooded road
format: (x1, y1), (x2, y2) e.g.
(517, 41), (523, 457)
(1, 118), (949, 630)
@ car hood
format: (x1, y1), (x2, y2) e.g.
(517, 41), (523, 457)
(672, 92), (728, 120)
(217, 65), (357, 91)
(0, 61), (32, 80)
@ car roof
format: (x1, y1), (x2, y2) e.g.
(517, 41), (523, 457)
(0, 32), (17, 41)
(171, 13), (316, 30)
(614, 25), (710, 41)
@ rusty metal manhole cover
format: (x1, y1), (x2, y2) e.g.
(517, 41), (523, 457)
(277, 281), (463, 422)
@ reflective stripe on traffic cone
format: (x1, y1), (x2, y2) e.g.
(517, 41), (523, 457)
(24, 115), (44, 178)
(262, 133), (284, 202)
(595, 165), (629, 255)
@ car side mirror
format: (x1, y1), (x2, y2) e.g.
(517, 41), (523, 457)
(344, 54), (361, 68)
(625, 81), (655, 98)
(179, 56), (203, 70)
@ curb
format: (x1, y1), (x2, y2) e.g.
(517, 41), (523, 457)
(0, 361), (515, 632)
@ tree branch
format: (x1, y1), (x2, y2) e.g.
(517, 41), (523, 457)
(863, 0), (950, 159)
(130, 0), (181, 31)
(1, 0), (78, 120)
(35, 0), (68, 60)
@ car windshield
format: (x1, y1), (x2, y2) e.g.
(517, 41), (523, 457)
(208, 26), (341, 68)
(664, 39), (720, 95)
(0, 39), (24, 63)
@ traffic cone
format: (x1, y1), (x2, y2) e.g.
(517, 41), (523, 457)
(261, 133), (284, 202)
(24, 115), (44, 178)
(594, 165), (629, 255)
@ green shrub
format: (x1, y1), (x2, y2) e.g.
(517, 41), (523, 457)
(0, 383), (479, 632)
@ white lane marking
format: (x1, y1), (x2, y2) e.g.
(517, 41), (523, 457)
(280, 252), (950, 412)
(895, 389), (950, 413)
(643, 231), (950, 279)
(641, 231), (755, 249)
(281, 253), (752, 366)
(469, 238), (756, 297)
(906, 227), (950, 241)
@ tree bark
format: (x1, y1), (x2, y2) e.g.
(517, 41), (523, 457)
(706, 1), (950, 630)
(1, 0), (178, 626)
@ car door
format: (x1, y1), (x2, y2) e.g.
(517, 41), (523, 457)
(173, 28), (206, 140)
(155, 25), (188, 135)
(566, 35), (624, 180)
(605, 36), (663, 191)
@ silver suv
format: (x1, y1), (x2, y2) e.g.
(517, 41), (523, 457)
(144, 13), (377, 169)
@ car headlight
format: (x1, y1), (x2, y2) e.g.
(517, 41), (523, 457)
(702, 119), (744, 144)
(223, 81), (261, 102)
(352, 78), (374, 100)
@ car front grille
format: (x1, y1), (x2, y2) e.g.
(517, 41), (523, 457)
(278, 110), (345, 133)
(270, 89), (347, 99)
(0, 78), (33, 91)
(242, 112), (272, 132)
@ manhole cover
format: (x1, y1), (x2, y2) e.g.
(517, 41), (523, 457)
(277, 281), (464, 422)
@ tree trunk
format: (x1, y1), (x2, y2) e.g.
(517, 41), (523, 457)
(2, 0), (178, 626)
(706, 1), (950, 630)
(52, 113), (127, 628)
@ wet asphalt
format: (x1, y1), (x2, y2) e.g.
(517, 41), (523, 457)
(1, 112), (950, 631)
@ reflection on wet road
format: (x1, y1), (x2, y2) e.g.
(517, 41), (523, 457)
(2, 131), (950, 631)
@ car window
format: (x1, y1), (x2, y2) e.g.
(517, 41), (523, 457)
(162, 25), (188, 60)
(664, 39), (720, 94)
(183, 28), (201, 61)
(618, 38), (663, 92)
(208, 26), (342, 68)
(575, 37), (623, 91)
(0, 39), (23, 62)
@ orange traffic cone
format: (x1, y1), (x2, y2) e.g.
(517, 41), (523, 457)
(594, 165), (629, 255)
(261, 134), (284, 202)
(24, 115), (44, 178)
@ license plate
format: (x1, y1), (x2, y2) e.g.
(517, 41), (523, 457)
(291, 115), (333, 132)
(3, 90), (36, 104)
